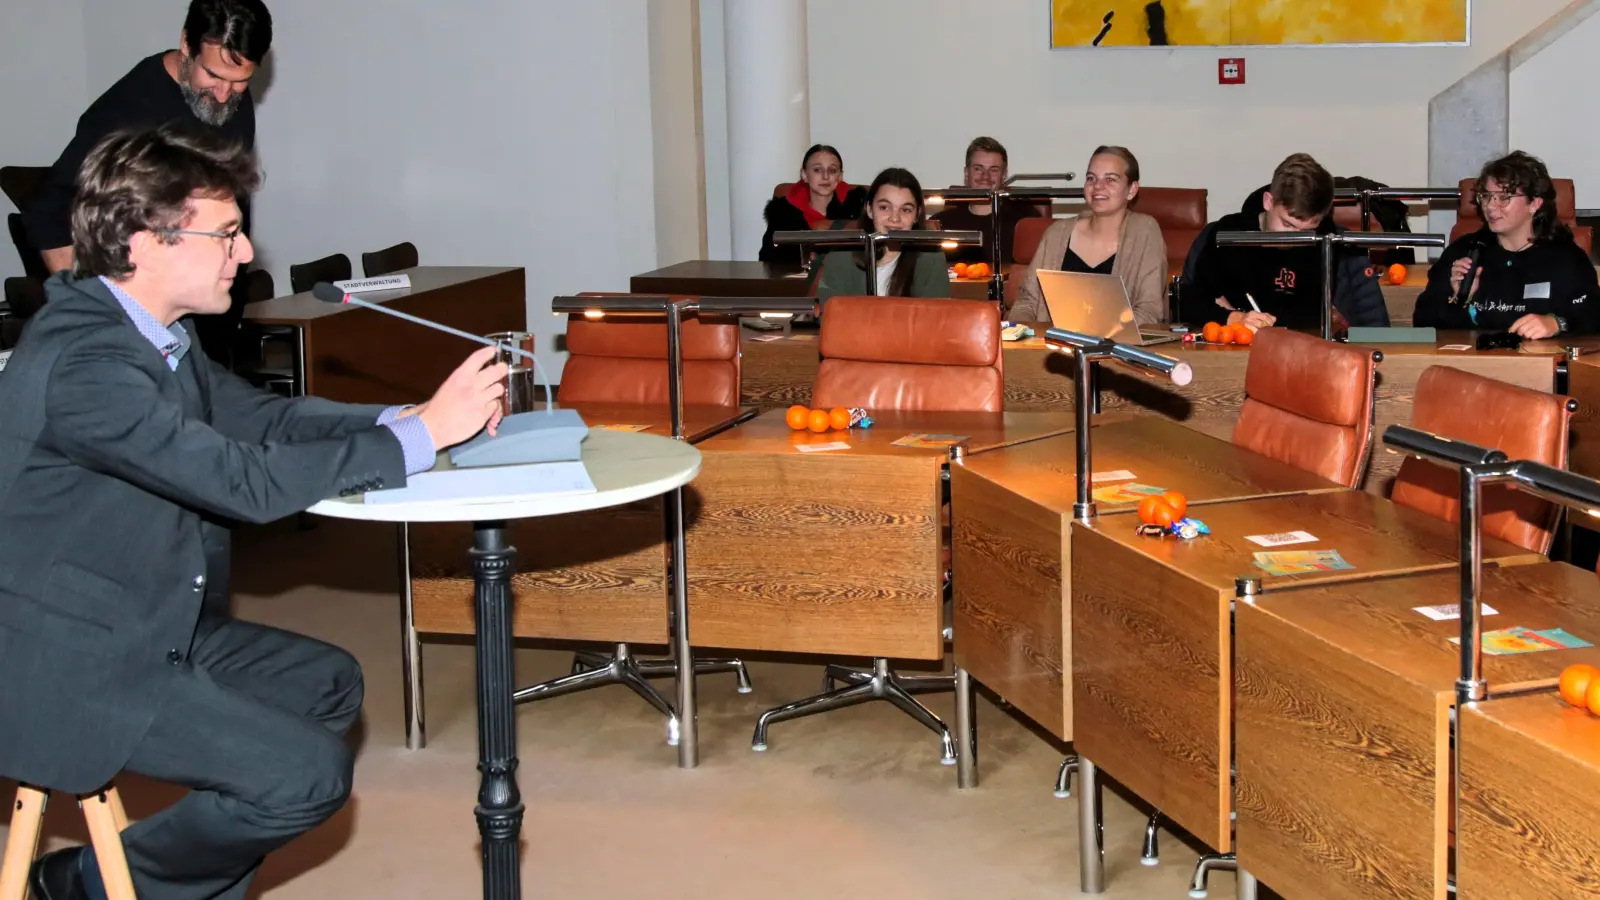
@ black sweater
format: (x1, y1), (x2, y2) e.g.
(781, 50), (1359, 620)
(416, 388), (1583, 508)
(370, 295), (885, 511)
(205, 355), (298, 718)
(759, 186), (867, 265)
(1413, 229), (1598, 333)
(1180, 188), (1388, 330)
(24, 51), (256, 251)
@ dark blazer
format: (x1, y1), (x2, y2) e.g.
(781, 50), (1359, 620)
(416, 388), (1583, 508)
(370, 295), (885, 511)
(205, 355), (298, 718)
(0, 273), (408, 793)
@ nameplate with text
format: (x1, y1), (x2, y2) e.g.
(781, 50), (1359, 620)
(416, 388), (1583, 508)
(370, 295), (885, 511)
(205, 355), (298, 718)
(333, 274), (413, 294)
(0, 349), (11, 373)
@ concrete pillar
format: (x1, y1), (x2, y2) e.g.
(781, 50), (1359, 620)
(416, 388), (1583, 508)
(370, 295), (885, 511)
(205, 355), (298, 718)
(723, 0), (810, 260)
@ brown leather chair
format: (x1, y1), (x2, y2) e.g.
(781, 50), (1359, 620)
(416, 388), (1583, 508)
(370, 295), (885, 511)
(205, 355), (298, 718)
(561, 301), (741, 407)
(1451, 177), (1592, 254)
(813, 295), (1003, 412)
(1391, 366), (1573, 554)
(1011, 216), (1056, 266)
(751, 294), (1001, 760)
(1232, 328), (1379, 488)
(1134, 187), (1208, 280)
(361, 241), (418, 277)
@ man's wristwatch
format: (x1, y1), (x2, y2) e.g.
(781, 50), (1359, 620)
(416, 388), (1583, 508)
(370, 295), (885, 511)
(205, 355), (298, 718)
(1552, 314), (1569, 334)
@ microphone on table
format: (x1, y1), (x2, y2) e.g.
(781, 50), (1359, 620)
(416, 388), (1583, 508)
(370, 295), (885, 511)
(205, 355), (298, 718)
(310, 282), (588, 468)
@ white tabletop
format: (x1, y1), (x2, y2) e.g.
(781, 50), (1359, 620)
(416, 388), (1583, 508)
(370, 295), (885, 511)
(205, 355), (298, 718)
(307, 428), (701, 523)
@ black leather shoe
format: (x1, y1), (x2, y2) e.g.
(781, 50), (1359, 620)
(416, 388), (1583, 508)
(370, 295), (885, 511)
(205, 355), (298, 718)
(29, 847), (89, 900)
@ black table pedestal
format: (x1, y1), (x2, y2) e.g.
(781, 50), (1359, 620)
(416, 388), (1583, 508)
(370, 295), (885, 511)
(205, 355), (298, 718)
(471, 522), (523, 899)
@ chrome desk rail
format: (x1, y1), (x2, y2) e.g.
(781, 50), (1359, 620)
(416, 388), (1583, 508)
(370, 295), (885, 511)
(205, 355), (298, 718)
(770, 229), (983, 296)
(1214, 230), (1447, 341)
(924, 186), (1087, 300)
(1333, 186), (1461, 231)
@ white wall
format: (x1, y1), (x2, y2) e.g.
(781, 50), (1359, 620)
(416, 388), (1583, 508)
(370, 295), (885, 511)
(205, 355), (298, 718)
(0, 0), (89, 282)
(1511, 7), (1600, 209)
(806, 0), (1569, 233)
(10, 0), (663, 376)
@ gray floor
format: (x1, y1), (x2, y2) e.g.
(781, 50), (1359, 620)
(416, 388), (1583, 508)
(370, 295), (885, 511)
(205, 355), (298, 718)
(2, 517), (1243, 899)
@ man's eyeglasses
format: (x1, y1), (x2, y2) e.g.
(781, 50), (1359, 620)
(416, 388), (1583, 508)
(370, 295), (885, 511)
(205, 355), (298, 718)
(1475, 191), (1524, 209)
(156, 228), (242, 258)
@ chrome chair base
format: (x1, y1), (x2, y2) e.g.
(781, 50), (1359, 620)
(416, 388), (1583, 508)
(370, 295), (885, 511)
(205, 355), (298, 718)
(572, 647), (753, 693)
(517, 643), (683, 746)
(752, 658), (957, 763)
(1141, 810), (1162, 866)
(1189, 852), (1236, 899)
(1055, 754), (1079, 798)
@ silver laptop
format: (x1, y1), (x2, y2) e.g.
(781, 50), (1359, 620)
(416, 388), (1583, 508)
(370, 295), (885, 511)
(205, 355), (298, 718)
(1035, 270), (1179, 346)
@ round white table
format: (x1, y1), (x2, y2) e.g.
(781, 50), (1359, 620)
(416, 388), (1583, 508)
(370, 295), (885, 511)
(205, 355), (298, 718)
(309, 429), (701, 899)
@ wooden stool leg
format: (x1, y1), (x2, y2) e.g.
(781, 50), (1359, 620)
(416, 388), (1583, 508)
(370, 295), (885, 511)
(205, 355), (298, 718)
(103, 785), (129, 832)
(0, 786), (48, 900)
(81, 790), (137, 900)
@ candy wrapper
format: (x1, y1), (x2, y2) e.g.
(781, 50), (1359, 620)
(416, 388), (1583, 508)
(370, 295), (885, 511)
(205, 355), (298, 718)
(848, 408), (874, 428)
(1136, 517), (1210, 540)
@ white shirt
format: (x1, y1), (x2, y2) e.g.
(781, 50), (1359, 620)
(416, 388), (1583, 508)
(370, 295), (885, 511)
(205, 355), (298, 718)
(875, 255), (899, 295)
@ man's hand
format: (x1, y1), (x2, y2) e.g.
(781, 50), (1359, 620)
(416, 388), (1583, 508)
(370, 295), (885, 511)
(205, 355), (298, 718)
(40, 247), (73, 274)
(1509, 313), (1560, 340)
(414, 346), (508, 451)
(1448, 257), (1482, 300)
(1227, 310), (1277, 330)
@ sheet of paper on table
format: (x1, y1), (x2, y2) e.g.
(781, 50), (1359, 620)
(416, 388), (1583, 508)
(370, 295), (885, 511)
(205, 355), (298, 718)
(0, 349), (10, 373)
(364, 461), (596, 505)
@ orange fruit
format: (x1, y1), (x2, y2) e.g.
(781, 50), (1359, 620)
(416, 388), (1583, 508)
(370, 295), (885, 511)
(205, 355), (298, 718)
(1202, 321), (1223, 343)
(807, 408), (832, 433)
(1234, 326), (1255, 346)
(785, 405), (810, 430)
(1161, 491), (1188, 520)
(953, 262), (969, 277)
(1151, 503), (1176, 529)
(968, 262), (990, 278)
(1137, 495), (1175, 526)
(1387, 263), (1408, 285)
(828, 407), (852, 430)
(1560, 664), (1600, 708)
(1586, 677), (1600, 717)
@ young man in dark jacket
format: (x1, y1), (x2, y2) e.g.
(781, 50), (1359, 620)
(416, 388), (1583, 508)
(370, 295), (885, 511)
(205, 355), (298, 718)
(1181, 153), (1388, 332)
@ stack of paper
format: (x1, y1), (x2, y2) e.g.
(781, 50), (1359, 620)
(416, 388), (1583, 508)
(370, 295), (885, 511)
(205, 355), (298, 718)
(365, 461), (596, 505)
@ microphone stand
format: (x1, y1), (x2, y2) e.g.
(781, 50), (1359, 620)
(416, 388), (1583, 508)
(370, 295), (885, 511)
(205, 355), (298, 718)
(1214, 231), (1447, 340)
(926, 187), (1086, 302)
(1041, 326), (1192, 896)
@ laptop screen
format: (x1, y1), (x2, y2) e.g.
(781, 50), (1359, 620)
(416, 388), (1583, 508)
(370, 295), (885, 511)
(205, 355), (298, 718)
(1035, 269), (1143, 345)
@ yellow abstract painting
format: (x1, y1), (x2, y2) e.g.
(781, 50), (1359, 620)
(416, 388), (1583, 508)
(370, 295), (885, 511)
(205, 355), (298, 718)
(1051, 0), (1468, 46)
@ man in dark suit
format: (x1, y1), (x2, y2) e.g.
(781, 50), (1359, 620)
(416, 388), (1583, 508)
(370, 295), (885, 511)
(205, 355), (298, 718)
(0, 124), (508, 900)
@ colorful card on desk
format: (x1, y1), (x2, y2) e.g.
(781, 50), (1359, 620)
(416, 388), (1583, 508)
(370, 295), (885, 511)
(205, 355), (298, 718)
(1091, 482), (1167, 504)
(795, 442), (850, 453)
(1246, 531), (1319, 548)
(891, 433), (969, 449)
(1450, 627), (1595, 655)
(1091, 470), (1138, 483)
(593, 424), (650, 432)
(1253, 549), (1354, 577)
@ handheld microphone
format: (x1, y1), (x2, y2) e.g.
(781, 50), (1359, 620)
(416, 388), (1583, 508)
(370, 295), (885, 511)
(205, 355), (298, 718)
(1454, 242), (1484, 305)
(311, 282), (553, 413)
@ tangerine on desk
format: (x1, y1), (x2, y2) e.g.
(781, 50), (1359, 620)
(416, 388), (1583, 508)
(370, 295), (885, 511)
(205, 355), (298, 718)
(785, 405), (810, 430)
(806, 408), (832, 433)
(828, 407), (851, 430)
(1202, 321), (1223, 343)
(1560, 663), (1599, 708)
(953, 263), (969, 277)
(1387, 263), (1408, 285)
(1234, 326), (1255, 346)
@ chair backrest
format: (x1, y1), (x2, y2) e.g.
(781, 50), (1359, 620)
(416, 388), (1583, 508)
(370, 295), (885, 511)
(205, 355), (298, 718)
(1232, 328), (1378, 488)
(6, 212), (48, 280)
(239, 268), (275, 305)
(1391, 366), (1572, 554)
(3, 276), (46, 320)
(1134, 187), (1208, 278)
(0, 166), (49, 210)
(558, 294), (741, 407)
(1451, 176), (1581, 246)
(1011, 216), (1055, 265)
(288, 253), (352, 294)
(813, 295), (1003, 412)
(361, 242), (419, 277)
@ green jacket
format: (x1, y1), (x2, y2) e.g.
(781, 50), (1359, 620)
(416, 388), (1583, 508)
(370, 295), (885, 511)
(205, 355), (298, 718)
(813, 248), (951, 305)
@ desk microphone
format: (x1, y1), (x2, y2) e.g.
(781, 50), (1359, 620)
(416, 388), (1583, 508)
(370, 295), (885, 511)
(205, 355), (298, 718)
(1454, 242), (1484, 305)
(311, 282), (588, 468)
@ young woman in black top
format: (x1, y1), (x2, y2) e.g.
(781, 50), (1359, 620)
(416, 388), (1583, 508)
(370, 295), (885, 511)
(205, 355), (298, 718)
(1415, 151), (1597, 337)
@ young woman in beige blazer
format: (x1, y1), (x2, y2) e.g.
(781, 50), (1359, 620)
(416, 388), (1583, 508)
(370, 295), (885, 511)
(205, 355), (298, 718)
(1008, 146), (1168, 325)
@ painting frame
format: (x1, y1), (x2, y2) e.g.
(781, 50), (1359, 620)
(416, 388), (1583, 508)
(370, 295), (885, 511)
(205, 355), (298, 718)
(1048, 0), (1471, 49)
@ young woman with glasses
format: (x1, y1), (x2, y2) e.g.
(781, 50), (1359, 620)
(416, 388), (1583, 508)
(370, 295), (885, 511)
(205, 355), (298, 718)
(1414, 151), (1598, 338)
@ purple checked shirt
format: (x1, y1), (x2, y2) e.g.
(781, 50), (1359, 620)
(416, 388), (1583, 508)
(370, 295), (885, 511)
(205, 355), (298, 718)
(102, 277), (436, 476)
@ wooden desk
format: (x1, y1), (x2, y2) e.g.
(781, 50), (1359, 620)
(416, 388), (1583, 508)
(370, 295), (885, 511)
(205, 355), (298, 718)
(1069, 492), (1543, 857)
(741, 330), (1564, 495)
(630, 259), (993, 300)
(950, 417), (1344, 741)
(1235, 562), (1600, 900)
(407, 403), (753, 643)
(245, 266), (525, 404)
(1458, 690), (1600, 899)
(1566, 353), (1600, 480)
(684, 408), (1073, 659)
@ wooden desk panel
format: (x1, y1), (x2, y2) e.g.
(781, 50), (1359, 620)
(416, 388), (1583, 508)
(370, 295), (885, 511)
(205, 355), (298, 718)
(741, 330), (1561, 496)
(1568, 354), (1600, 480)
(1070, 492), (1543, 856)
(684, 408), (1073, 658)
(407, 404), (750, 643)
(1236, 562), (1600, 900)
(245, 266), (526, 405)
(951, 418), (1343, 740)
(1458, 691), (1600, 900)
